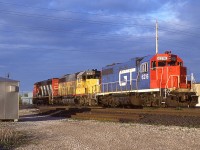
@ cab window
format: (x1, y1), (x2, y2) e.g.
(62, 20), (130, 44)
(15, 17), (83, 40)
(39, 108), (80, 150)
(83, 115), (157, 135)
(151, 61), (156, 69)
(168, 61), (176, 66)
(158, 61), (166, 67)
(178, 62), (183, 66)
(140, 62), (148, 73)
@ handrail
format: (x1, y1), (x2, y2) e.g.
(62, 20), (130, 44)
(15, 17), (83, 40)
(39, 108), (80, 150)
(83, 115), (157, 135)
(96, 79), (138, 93)
(164, 75), (180, 98)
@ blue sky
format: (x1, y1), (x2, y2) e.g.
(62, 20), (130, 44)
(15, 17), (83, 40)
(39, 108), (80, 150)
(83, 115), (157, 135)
(0, 0), (199, 91)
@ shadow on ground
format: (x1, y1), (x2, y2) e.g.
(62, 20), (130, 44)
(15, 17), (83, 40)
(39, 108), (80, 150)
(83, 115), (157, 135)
(19, 108), (91, 122)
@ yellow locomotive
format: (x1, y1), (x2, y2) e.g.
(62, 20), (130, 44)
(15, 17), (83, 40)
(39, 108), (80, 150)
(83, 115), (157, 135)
(57, 69), (100, 105)
(76, 70), (101, 105)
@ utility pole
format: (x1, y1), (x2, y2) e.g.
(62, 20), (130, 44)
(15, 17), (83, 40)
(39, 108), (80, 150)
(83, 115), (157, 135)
(156, 20), (158, 54)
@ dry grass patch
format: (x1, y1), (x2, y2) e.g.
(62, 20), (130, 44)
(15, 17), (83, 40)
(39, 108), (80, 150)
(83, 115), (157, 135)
(0, 126), (27, 149)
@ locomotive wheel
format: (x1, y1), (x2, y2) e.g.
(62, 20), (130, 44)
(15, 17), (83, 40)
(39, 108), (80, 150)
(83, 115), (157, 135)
(151, 95), (162, 107)
(151, 98), (159, 107)
(90, 98), (97, 106)
(141, 94), (160, 107)
(101, 96), (110, 107)
(109, 97), (120, 108)
(79, 97), (85, 105)
(141, 95), (151, 107)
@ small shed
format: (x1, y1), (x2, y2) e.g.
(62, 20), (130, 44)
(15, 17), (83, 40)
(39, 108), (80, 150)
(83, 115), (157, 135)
(193, 83), (200, 107)
(0, 77), (19, 121)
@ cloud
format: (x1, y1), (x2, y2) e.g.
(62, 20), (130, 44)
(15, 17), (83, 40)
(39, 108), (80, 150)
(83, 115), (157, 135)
(0, 0), (199, 90)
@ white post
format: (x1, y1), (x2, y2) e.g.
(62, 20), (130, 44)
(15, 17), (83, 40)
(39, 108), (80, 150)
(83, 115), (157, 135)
(191, 73), (196, 84)
(196, 97), (200, 107)
(156, 20), (158, 54)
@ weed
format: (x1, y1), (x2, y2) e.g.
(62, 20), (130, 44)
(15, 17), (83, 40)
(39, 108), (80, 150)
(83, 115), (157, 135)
(0, 127), (28, 149)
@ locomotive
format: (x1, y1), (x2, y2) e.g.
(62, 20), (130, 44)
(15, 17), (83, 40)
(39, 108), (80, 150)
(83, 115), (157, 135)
(33, 51), (198, 107)
(33, 70), (101, 105)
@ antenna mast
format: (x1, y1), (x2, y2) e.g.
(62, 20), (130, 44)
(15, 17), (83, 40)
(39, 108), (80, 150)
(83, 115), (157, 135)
(156, 20), (158, 54)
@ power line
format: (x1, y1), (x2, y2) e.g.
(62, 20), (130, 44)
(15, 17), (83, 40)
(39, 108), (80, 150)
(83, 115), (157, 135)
(1, 0), (200, 31)
(0, 22), (155, 40)
(0, 8), (155, 29)
(0, 26), (197, 57)
(0, 1), (199, 54)
(0, 1), (157, 21)
(0, 8), (199, 39)
(159, 26), (200, 38)
(0, 37), (154, 53)
(0, 23), (197, 49)
(0, 2), (198, 38)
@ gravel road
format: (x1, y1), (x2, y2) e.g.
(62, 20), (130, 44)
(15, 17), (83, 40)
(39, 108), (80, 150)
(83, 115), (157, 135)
(3, 109), (200, 150)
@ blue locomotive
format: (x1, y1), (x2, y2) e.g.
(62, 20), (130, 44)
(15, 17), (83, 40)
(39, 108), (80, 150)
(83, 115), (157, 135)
(97, 51), (197, 107)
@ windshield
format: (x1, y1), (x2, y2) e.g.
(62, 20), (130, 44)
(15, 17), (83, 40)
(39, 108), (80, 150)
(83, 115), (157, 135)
(158, 61), (166, 67)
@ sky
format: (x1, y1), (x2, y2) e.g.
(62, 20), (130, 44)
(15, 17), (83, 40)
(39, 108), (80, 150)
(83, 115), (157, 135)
(0, 0), (199, 91)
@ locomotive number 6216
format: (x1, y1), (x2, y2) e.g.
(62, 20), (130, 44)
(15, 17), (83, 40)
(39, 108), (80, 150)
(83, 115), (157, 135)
(141, 73), (149, 80)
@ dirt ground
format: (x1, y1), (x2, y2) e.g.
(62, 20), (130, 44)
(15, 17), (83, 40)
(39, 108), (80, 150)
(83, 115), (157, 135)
(2, 108), (200, 150)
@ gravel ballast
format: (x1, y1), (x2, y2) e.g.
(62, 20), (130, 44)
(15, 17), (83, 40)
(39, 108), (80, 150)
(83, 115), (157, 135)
(2, 109), (200, 150)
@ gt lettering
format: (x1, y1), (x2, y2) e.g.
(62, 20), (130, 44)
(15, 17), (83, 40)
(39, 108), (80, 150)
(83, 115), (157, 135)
(119, 68), (136, 86)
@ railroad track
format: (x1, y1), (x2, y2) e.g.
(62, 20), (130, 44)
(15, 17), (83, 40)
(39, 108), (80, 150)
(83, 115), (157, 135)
(71, 110), (143, 122)
(88, 107), (200, 117)
(35, 106), (200, 127)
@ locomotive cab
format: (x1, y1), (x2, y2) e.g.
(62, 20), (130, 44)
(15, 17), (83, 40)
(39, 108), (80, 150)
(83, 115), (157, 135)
(76, 69), (101, 95)
(76, 69), (101, 105)
(33, 78), (59, 105)
(150, 51), (190, 90)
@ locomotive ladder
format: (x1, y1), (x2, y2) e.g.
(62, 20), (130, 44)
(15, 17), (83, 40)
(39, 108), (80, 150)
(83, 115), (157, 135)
(164, 75), (180, 98)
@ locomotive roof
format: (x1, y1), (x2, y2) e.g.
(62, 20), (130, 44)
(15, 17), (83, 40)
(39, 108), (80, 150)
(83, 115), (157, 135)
(103, 55), (153, 69)
(34, 78), (58, 85)
(77, 71), (85, 76)
(77, 69), (100, 77)
(106, 63), (121, 67)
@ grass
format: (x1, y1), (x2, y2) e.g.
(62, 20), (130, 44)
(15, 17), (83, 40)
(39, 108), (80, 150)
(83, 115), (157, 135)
(0, 126), (28, 149)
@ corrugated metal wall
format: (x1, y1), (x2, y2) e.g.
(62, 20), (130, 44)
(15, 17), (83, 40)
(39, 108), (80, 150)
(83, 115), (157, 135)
(0, 78), (19, 120)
